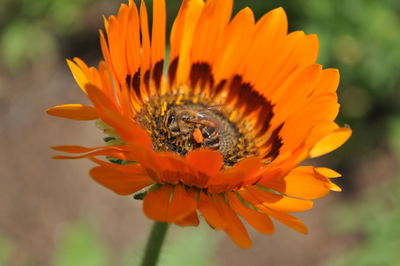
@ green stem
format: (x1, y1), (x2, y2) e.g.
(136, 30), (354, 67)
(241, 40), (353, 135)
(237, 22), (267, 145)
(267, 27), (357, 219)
(140, 222), (169, 266)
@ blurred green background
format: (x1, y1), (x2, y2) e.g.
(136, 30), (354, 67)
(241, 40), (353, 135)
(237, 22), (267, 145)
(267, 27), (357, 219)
(0, 0), (399, 265)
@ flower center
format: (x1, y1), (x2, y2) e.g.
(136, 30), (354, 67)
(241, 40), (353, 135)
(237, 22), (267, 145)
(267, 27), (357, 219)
(136, 94), (258, 166)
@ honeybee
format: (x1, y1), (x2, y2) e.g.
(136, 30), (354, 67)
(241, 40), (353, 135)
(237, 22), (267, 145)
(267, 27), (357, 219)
(164, 106), (223, 149)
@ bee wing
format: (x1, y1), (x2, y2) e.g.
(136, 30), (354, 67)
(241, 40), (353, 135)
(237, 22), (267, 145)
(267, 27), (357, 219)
(196, 112), (208, 119)
(197, 104), (223, 114)
(206, 104), (224, 111)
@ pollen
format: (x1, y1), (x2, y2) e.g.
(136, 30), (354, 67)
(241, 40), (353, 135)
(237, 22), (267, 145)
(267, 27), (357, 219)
(193, 128), (203, 143)
(136, 93), (258, 166)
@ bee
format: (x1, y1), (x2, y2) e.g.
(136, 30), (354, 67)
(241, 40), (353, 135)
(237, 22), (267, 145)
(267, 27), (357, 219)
(164, 105), (234, 152)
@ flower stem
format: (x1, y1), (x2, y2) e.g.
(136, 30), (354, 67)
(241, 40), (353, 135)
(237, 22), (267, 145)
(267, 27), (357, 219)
(140, 222), (169, 266)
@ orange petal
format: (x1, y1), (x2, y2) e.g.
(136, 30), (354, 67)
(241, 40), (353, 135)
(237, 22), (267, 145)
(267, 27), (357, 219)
(263, 208), (308, 234)
(300, 34), (319, 66)
(85, 84), (152, 149)
(227, 192), (274, 235)
(169, 0), (188, 62)
(185, 149), (223, 177)
(107, 15), (127, 84)
(166, 185), (197, 223)
(247, 186), (314, 212)
(328, 181), (342, 192)
(46, 104), (98, 120)
(316, 167), (342, 178)
(140, 0), (151, 87)
(245, 186), (282, 203)
(66, 59), (89, 93)
(238, 188), (308, 234)
(99, 29), (114, 79)
(151, 0), (166, 65)
(175, 0), (204, 84)
(52, 149), (127, 160)
(253, 31), (306, 97)
(175, 211), (199, 227)
(191, 0), (233, 64)
(98, 61), (118, 103)
(145, 152), (191, 185)
(90, 165), (152, 195)
(312, 68), (340, 95)
(197, 192), (226, 230)
(304, 121), (340, 149)
(213, 194), (252, 249)
(51, 145), (116, 154)
(262, 195), (314, 212)
(208, 157), (263, 193)
(261, 166), (332, 200)
(84, 83), (117, 115)
(125, 0), (141, 75)
(240, 7), (287, 83)
(212, 7), (255, 82)
(310, 126), (352, 158)
(271, 64), (322, 124)
(143, 185), (173, 222)
(89, 157), (148, 175)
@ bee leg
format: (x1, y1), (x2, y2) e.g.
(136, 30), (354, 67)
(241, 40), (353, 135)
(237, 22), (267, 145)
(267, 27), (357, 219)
(203, 137), (220, 150)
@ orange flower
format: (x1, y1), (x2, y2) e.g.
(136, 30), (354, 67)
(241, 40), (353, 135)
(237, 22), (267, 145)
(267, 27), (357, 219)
(47, 0), (351, 248)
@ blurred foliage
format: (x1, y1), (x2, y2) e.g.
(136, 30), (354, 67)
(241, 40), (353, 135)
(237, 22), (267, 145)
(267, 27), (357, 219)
(122, 225), (218, 266)
(0, 0), (92, 70)
(53, 223), (108, 266)
(325, 122), (400, 266)
(51, 222), (217, 266)
(388, 116), (400, 161)
(0, 237), (13, 266)
(326, 176), (400, 266)
(149, 225), (218, 266)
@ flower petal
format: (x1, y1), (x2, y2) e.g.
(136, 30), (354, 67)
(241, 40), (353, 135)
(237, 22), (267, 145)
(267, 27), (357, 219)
(143, 185), (172, 221)
(228, 192), (274, 235)
(191, 0), (233, 64)
(261, 166), (332, 200)
(208, 157), (263, 193)
(175, 211), (199, 227)
(246, 186), (314, 212)
(90, 165), (152, 195)
(66, 59), (89, 93)
(85, 84), (152, 149)
(174, 0), (204, 84)
(238, 188), (308, 234)
(166, 185), (197, 222)
(240, 7), (287, 85)
(185, 149), (223, 178)
(52, 148), (127, 160)
(310, 126), (352, 158)
(212, 7), (255, 82)
(316, 167), (342, 178)
(213, 194), (252, 249)
(151, 0), (166, 66)
(198, 192), (226, 230)
(263, 208), (308, 234)
(46, 104), (98, 120)
(51, 145), (117, 153)
(199, 192), (251, 249)
(143, 185), (197, 223)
